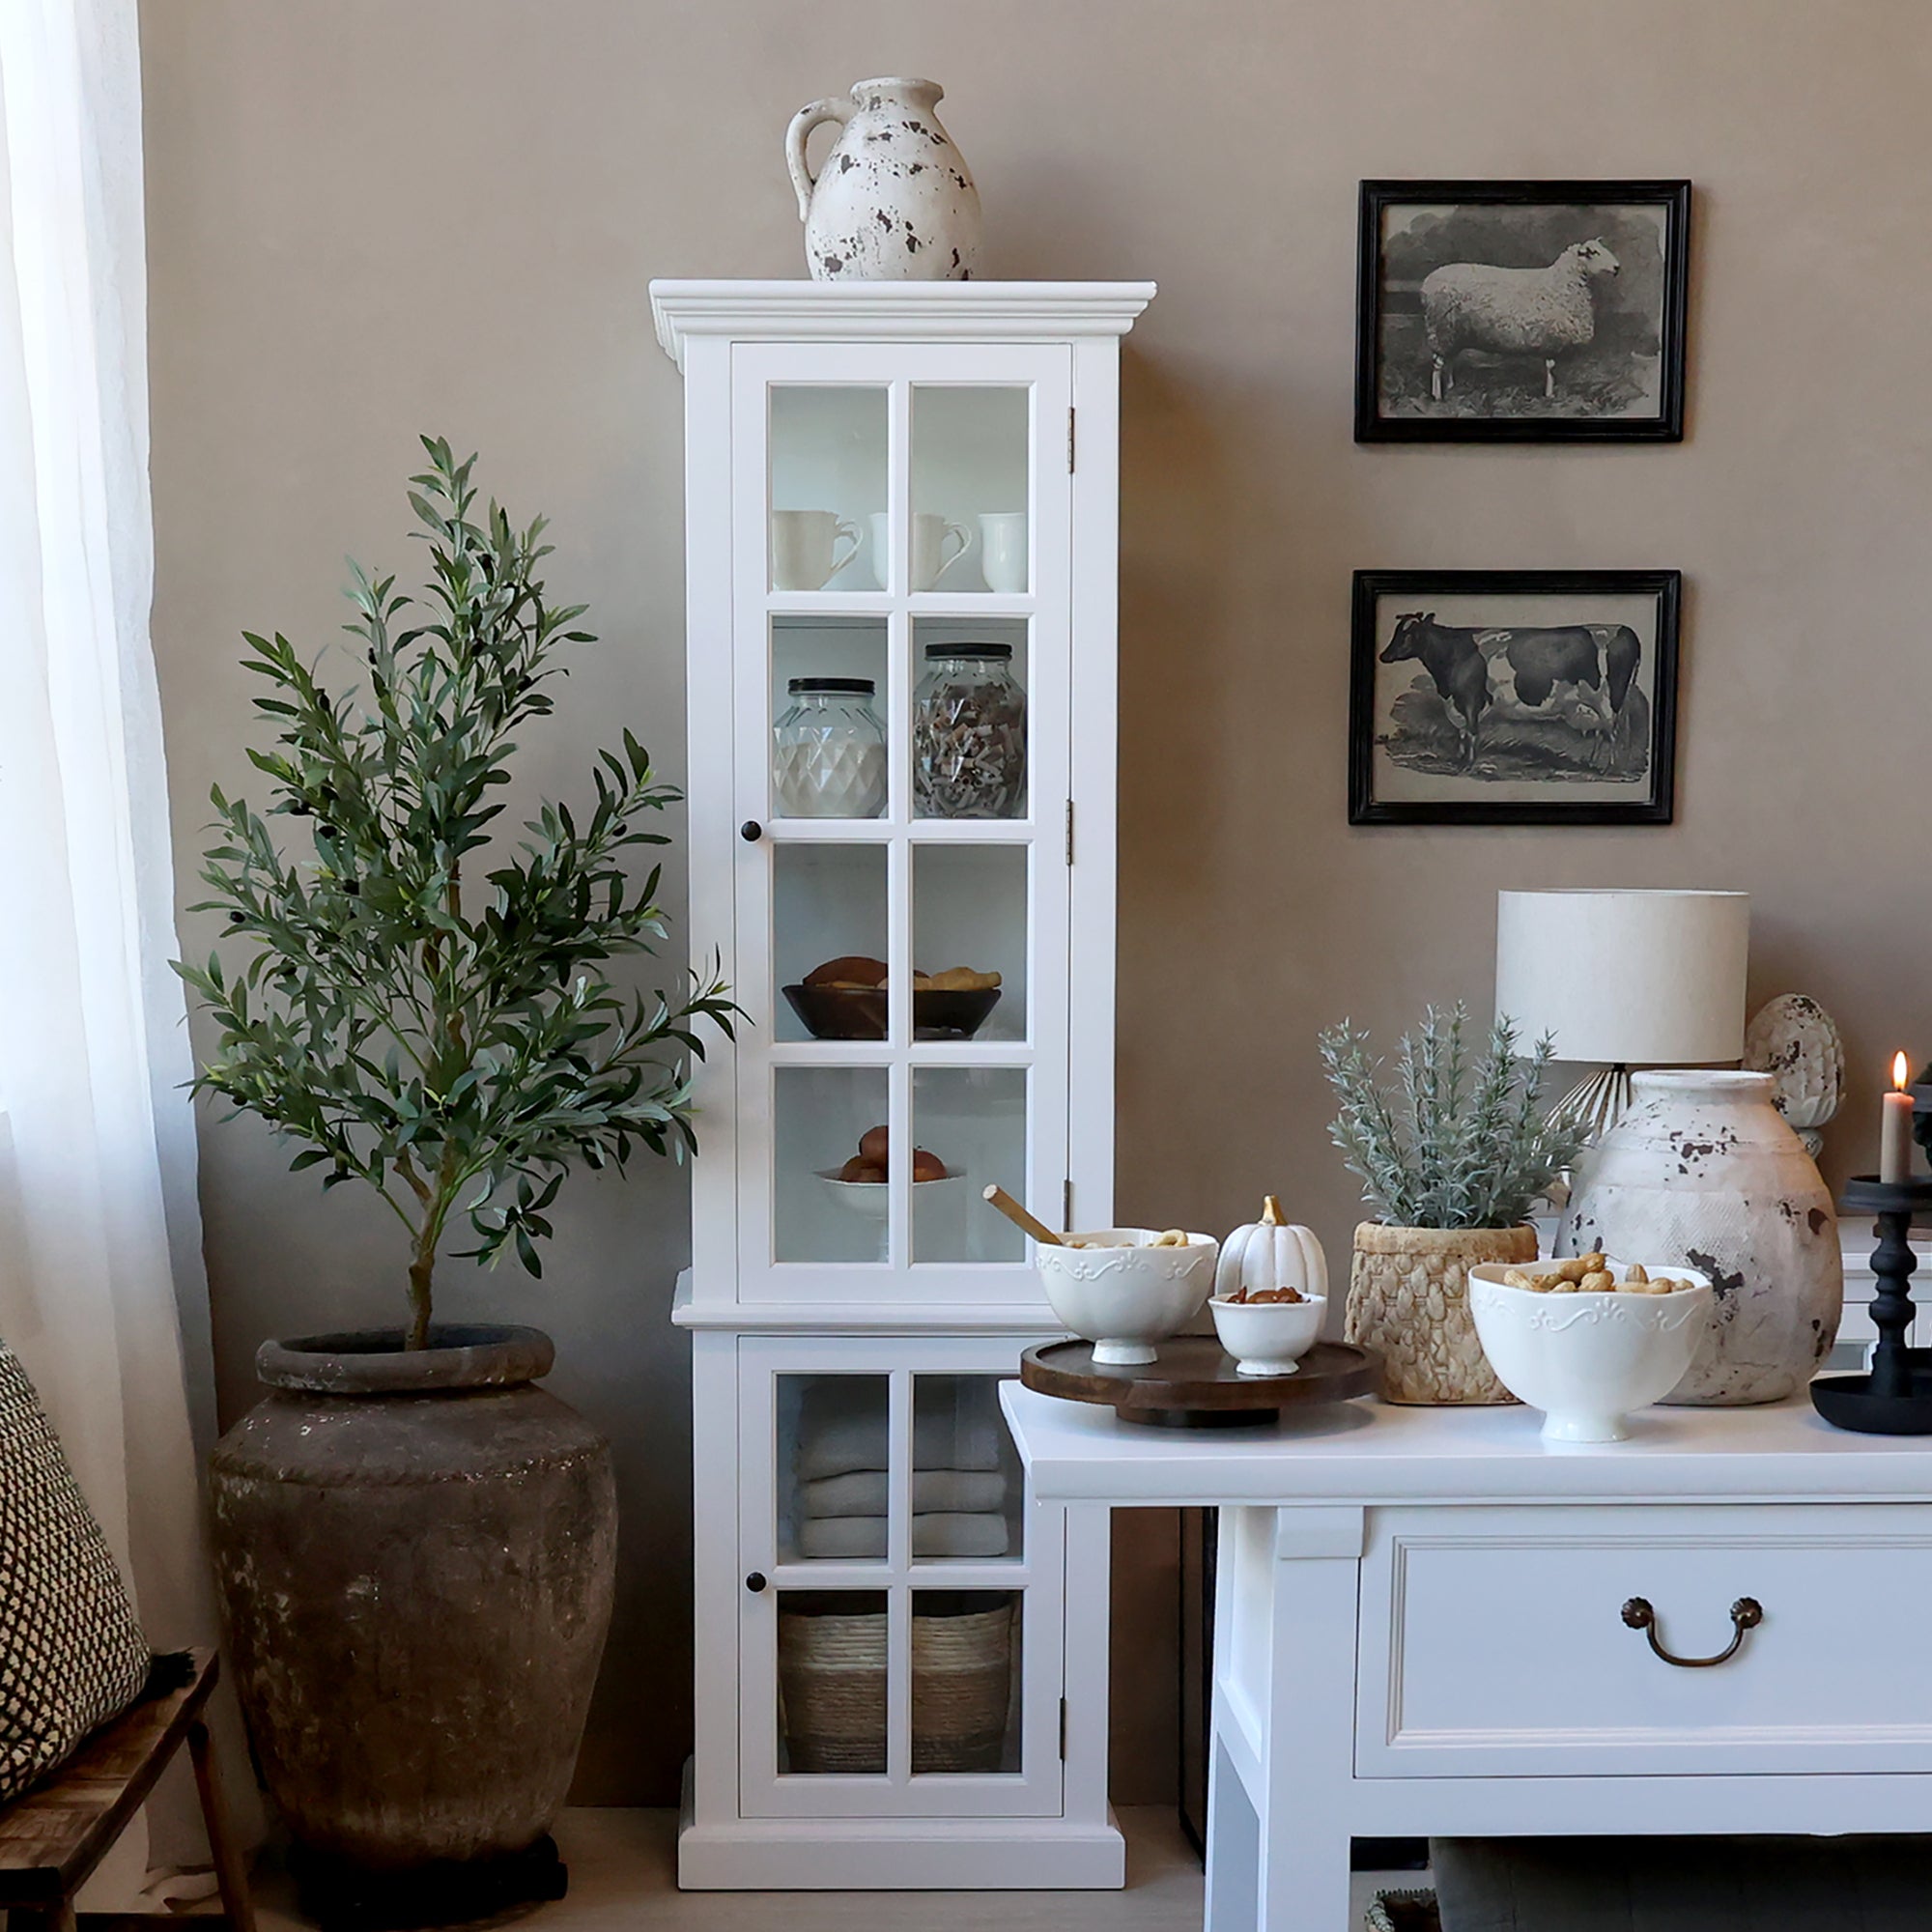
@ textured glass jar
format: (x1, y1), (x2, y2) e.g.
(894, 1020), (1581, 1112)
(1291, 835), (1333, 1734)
(912, 644), (1026, 819)
(773, 678), (888, 818)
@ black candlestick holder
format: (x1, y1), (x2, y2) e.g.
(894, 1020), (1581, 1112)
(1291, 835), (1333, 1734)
(1811, 1175), (1932, 1434)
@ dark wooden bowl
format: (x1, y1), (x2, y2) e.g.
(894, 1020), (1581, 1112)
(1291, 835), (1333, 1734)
(783, 983), (1001, 1041)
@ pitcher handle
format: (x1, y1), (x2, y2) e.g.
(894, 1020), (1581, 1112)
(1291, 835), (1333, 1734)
(785, 98), (853, 223)
(936, 521), (977, 584)
(830, 520), (862, 580)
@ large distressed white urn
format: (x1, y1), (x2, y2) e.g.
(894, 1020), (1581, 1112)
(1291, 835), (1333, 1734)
(785, 77), (981, 281)
(1561, 1070), (1842, 1406)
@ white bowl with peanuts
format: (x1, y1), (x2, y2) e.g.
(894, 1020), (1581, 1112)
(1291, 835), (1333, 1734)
(1035, 1228), (1219, 1366)
(1466, 1253), (1714, 1444)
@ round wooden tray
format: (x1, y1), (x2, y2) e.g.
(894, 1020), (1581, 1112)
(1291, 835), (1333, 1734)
(1020, 1336), (1382, 1428)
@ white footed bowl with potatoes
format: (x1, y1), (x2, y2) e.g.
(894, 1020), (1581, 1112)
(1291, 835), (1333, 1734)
(1468, 1255), (1713, 1443)
(1035, 1229), (1217, 1366)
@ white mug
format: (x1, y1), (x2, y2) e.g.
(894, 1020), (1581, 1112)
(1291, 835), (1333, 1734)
(872, 511), (974, 591)
(979, 512), (1028, 594)
(772, 509), (860, 591)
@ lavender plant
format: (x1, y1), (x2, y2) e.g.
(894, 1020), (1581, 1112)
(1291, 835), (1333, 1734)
(175, 439), (736, 1348)
(1318, 1003), (1585, 1230)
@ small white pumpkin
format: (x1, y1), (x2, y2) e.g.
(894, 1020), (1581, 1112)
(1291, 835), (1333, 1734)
(1215, 1196), (1328, 1302)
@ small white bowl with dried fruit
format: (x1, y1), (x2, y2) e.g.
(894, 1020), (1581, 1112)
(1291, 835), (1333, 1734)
(1036, 1229), (1218, 1366)
(1467, 1254), (1712, 1443)
(1208, 1287), (1327, 1378)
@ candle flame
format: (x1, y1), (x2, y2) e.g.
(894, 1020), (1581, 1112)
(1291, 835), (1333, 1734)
(1895, 1051), (1911, 1092)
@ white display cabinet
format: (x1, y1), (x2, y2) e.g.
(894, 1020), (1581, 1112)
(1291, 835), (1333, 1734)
(654, 280), (1152, 1889)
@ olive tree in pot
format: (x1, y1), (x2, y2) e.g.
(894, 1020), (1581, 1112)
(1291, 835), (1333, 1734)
(178, 440), (733, 1922)
(1321, 1004), (1584, 1406)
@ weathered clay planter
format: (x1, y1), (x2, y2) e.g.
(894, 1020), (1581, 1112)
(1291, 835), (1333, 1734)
(1564, 1070), (1843, 1405)
(1345, 1223), (1538, 1405)
(207, 1324), (616, 1877)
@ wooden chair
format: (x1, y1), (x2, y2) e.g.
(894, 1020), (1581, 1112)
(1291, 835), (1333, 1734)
(0, 1649), (255, 1932)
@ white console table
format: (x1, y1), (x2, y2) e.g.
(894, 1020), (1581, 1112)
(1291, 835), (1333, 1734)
(1000, 1385), (1932, 1932)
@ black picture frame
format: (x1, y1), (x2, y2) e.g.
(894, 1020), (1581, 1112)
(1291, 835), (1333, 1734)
(1355, 180), (1691, 442)
(1349, 569), (1682, 826)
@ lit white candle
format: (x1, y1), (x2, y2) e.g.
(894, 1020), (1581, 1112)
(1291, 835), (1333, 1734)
(1881, 1051), (1916, 1184)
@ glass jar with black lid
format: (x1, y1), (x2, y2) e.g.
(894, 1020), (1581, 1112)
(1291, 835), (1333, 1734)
(773, 676), (888, 818)
(911, 643), (1026, 819)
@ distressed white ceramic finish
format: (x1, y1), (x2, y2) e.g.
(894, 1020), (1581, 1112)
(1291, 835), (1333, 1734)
(785, 77), (981, 282)
(1468, 1264), (1712, 1442)
(1035, 1230), (1217, 1365)
(1745, 992), (1846, 1155)
(1563, 1070), (1843, 1406)
(1209, 1293), (1326, 1377)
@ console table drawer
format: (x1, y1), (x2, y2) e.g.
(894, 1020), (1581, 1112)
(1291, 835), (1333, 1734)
(1356, 1503), (1932, 1778)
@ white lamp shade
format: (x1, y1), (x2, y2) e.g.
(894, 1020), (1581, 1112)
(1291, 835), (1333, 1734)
(1494, 890), (1749, 1065)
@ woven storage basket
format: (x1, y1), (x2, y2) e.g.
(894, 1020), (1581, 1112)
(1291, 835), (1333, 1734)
(912, 1601), (1014, 1774)
(1346, 1222), (1536, 1406)
(778, 1599), (1013, 1776)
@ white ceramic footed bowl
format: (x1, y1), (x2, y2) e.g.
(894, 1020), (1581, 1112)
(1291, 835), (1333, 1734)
(1468, 1262), (1713, 1443)
(1209, 1294), (1326, 1377)
(1036, 1231), (1218, 1366)
(815, 1170), (967, 1223)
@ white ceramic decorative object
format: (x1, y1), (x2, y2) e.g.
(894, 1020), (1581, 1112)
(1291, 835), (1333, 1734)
(1467, 1263), (1712, 1442)
(1562, 1070), (1843, 1406)
(785, 77), (981, 282)
(770, 508), (860, 591)
(1209, 1293), (1327, 1378)
(1215, 1196), (1328, 1304)
(1744, 992), (1845, 1157)
(978, 513), (1028, 593)
(870, 510), (974, 592)
(1035, 1230), (1217, 1366)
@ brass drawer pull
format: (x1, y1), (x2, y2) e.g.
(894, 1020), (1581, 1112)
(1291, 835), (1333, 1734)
(1621, 1595), (1762, 1667)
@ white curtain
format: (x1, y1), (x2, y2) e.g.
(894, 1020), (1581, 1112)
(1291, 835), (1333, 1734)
(0, 0), (219, 1886)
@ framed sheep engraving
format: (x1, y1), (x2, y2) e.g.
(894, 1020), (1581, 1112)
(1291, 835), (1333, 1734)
(1349, 569), (1682, 826)
(1354, 181), (1691, 441)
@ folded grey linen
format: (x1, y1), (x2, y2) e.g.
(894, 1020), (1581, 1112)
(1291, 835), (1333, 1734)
(802, 1469), (1007, 1519)
(797, 1514), (1011, 1560)
(1432, 1835), (1932, 1932)
(796, 1383), (1003, 1479)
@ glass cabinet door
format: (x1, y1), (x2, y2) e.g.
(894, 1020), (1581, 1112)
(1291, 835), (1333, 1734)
(738, 1341), (1061, 1819)
(732, 344), (1072, 1304)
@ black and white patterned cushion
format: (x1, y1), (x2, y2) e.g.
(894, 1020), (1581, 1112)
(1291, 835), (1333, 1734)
(0, 1339), (156, 1804)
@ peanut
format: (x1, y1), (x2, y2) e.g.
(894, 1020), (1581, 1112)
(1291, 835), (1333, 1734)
(1578, 1270), (1615, 1293)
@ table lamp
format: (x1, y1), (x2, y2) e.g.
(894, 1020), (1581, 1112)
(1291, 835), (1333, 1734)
(1494, 889), (1750, 1139)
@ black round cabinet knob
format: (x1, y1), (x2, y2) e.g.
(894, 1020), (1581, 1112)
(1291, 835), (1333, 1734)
(745, 1571), (768, 1594)
(740, 820), (763, 842)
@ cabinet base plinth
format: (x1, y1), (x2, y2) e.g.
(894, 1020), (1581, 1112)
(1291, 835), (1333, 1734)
(677, 1773), (1124, 1890)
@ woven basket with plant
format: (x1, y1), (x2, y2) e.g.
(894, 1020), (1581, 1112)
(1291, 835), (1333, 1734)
(1320, 1003), (1585, 1405)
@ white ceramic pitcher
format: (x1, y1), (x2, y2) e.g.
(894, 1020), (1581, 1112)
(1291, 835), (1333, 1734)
(785, 77), (981, 282)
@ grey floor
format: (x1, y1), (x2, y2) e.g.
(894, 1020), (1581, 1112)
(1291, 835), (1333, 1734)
(247, 1807), (1413, 1929)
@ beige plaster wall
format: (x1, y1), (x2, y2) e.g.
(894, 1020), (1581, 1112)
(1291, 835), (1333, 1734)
(140, 0), (1932, 1805)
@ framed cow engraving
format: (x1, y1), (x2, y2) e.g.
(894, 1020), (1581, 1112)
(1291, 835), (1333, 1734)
(1349, 569), (1682, 826)
(1355, 180), (1691, 441)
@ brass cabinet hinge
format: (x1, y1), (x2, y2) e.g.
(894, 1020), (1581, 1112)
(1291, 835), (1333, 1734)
(1059, 1696), (1068, 1758)
(1064, 1178), (1073, 1230)
(1067, 406), (1076, 473)
(1064, 797), (1074, 867)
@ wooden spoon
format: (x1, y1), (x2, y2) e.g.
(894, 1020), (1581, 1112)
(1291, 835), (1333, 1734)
(981, 1183), (1063, 1247)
